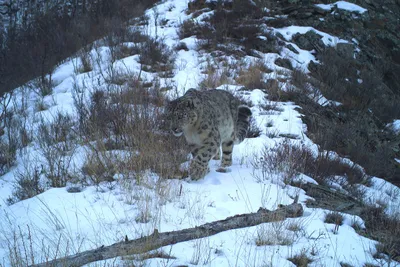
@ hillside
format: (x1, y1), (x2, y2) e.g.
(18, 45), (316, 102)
(0, 0), (399, 266)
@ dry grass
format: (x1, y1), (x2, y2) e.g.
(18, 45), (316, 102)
(183, 0), (271, 56)
(255, 141), (366, 186)
(255, 219), (303, 247)
(198, 58), (232, 90)
(235, 61), (270, 90)
(74, 76), (188, 186)
(288, 249), (313, 267)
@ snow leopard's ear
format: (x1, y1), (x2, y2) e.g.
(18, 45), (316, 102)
(185, 99), (195, 109)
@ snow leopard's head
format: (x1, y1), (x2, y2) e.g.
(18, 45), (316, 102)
(165, 97), (198, 137)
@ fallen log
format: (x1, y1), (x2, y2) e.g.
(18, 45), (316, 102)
(32, 202), (303, 267)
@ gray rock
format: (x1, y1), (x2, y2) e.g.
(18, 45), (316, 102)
(336, 43), (354, 59)
(286, 44), (299, 54)
(275, 57), (293, 70)
(292, 31), (325, 52)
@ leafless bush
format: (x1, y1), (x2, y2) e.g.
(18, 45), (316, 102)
(265, 79), (284, 101)
(138, 37), (175, 76)
(34, 76), (54, 97)
(0, 139), (15, 176)
(177, 19), (198, 39)
(256, 141), (365, 185)
(74, 77), (188, 185)
(287, 250), (313, 267)
(286, 64), (400, 183)
(7, 163), (45, 205)
(255, 141), (314, 184)
(261, 98), (283, 114)
(235, 62), (268, 90)
(81, 151), (116, 185)
(198, 59), (232, 90)
(0, 0), (158, 95)
(360, 204), (400, 262)
(0, 94), (33, 175)
(324, 211), (344, 225)
(184, 0), (271, 56)
(247, 117), (262, 139)
(36, 113), (78, 187)
(255, 219), (302, 247)
(78, 50), (93, 73)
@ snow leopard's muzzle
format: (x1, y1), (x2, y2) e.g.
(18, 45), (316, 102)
(172, 127), (183, 137)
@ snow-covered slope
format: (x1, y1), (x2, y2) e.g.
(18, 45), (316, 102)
(0, 0), (399, 266)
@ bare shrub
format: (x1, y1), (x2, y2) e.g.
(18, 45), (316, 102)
(81, 151), (116, 185)
(265, 79), (283, 101)
(256, 141), (365, 185)
(359, 205), (400, 262)
(286, 65), (399, 183)
(114, 43), (140, 60)
(260, 98), (283, 114)
(7, 163), (45, 205)
(0, 0), (157, 95)
(247, 117), (262, 139)
(235, 62), (268, 90)
(324, 211), (344, 234)
(177, 19), (198, 39)
(78, 50), (93, 73)
(288, 249), (313, 267)
(34, 76), (54, 97)
(138, 37), (175, 75)
(255, 141), (314, 184)
(0, 94), (32, 175)
(36, 113), (78, 187)
(198, 59), (232, 90)
(0, 139), (16, 176)
(75, 78), (188, 184)
(185, 0), (270, 56)
(255, 219), (302, 246)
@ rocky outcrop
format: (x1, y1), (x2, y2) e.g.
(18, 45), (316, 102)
(269, 0), (400, 96)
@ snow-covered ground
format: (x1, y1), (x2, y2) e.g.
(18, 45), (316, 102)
(315, 1), (368, 14)
(0, 0), (399, 266)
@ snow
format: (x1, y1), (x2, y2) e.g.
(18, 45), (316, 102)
(316, 1), (368, 14)
(389, 119), (400, 134)
(0, 0), (399, 266)
(274, 26), (349, 47)
(361, 177), (400, 217)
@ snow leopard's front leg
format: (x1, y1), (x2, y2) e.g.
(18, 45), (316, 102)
(189, 131), (219, 180)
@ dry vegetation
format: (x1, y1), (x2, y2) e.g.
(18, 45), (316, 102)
(0, 0), (400, 265)
(0, 0), (160, 96)
(0, 4), (186, 204)
(280, 56), (400, 184)
(182, 0), (281, 57)
(255, 141), (366, 187)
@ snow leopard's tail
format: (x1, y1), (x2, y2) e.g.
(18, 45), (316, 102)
(235, 105), (252, 144)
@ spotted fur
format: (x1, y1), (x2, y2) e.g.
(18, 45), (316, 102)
(165, 89), (252, 180)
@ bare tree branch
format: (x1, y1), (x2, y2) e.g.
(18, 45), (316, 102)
(32, 202), (303, 267)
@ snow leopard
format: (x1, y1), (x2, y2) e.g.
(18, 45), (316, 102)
(165, 89), (252, 180)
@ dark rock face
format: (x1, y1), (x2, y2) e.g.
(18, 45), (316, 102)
(265, 0), (400, 183)
(274, 57), (293, 70)
(278, 0), (400, 96)
(292, 31), (325, 52)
